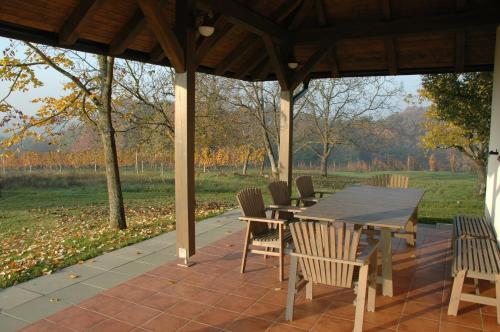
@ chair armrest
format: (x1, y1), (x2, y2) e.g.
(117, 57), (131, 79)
(238, 216), (286, 225)
(299, 197), (319, 203)
(356, 242), (380, 264)
(267, 205), (304, 213)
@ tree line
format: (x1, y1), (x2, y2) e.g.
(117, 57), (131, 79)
(0, 40), (493, 229)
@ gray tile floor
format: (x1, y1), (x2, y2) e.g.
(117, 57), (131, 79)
(0, 209), (243, 331)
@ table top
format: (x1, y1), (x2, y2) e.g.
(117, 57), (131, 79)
(295, 185), (425, 229)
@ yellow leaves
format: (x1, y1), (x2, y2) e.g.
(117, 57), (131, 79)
(0, 201), (231, 288)
(420, 106), (468, 150)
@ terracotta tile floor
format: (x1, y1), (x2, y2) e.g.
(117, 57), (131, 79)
(20, 227), (499, 331)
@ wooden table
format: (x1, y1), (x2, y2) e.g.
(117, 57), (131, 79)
(295, 185), (425, 296)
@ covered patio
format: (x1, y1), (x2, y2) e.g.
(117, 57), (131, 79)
(1, 0), (500, 331)
(16, 224), (495, 332)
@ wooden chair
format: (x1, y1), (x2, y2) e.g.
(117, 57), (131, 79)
(370, 174), (416, 246)
(295, 175), (329, 206)
(237, 188), (298, 281)
(268, 180), (301, 221)
(370, 174), (409, 188)
(285, 221), (379, 332)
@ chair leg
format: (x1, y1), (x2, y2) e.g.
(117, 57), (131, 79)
(306, 281), (313, 300)
(279, 225), (284, 282)
(285, 255), (298, 321)
(367, 253), (378, 312)
(264, 247), (268, 260)
(240, 222), (252, 274)
(447, 271), (465, 316)
(354, 264), (369, 332)
(495, 275), (500, 324)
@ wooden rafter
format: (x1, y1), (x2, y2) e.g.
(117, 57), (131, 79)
(263, 35), (289, 89)
(150, 45), (164, 63)
(455, 0), (467, 72)
(137, 0), (185, 72)
(326, 47), (340, 78)
(199, 0), (290, 42)
(380, 0), (397, 75)
(195, 16), (232, 68)
(236, 50), (267, 79)
(288, 0), (314, 30)
(291, 44), (331, 89)
(214, 0), (302, 76)
(315, 0), (327, 26)
(109, 9), (146, 55)
(253, 59), (271, 79)
(294, 4), (500, 43)
(59, 0), (102, 45)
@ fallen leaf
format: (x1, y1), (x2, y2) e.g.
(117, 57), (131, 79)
(68, 273), (79, 279)
(49, 298), (60, 302)
(274, 287), (282, 291)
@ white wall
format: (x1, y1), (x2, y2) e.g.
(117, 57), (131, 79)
(485, 26), (500, 239)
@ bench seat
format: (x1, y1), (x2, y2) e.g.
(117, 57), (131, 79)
(453, 215), (496, 240)
(448, 237), (500, 324)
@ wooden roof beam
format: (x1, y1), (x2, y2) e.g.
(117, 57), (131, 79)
(213, 0), (302, 76)
(290, 44), (331, 89)
(326, 47), (340, 78)
(109, 9), (146, 55)
(59, 0), (102, 45)
(380, 0), (397, 75)
(195, 16), (232, 68)
(137, 0), (185, 72)
(455, 0), (467, 72)
(263, 35), (290, 90)
(236, 51), (267, 79)
(294, 4), (500, 43)
(198, 0), (290, 43)
(315, 0), (327, 26)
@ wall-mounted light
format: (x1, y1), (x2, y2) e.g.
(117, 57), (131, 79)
(198, 12), (215, 37)
(287, 61), (299, 69)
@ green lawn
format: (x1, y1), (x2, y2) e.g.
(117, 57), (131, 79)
(0, 169), (484, 288)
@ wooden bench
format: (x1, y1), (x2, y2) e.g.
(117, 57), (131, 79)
(448, 237), (500, 324)
(453, 215), (496, 240)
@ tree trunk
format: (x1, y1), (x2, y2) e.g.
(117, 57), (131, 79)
(242, 149), (251, 175)
(320, 156), (328, 177)
(135, 151), (139, 174)
(96, 56), (126, 230)
(475, 161), (487, 196)
(261, 129), (278, 178)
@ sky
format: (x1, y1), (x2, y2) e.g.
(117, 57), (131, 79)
(0, 37), (423, 115)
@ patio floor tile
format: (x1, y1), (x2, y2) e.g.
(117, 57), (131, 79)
(12, 225), (500, 332)
(0, 287), (40, 311)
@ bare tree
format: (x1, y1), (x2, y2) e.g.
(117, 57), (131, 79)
(300, 77), (400, 177)
(229, 81), (306, 177)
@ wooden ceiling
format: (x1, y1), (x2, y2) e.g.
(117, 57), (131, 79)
(0, 0), (498, 83)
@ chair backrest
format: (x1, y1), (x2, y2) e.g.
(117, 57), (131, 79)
(289, 221), (362, 288)
(236, 188), (268, 235)
(268, 180), (294, 220)
(295, 175), (315, 198)
(268, 181), (291, 206)
(370, 174), (409, 189)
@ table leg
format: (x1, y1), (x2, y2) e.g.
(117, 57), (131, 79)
(381, 228), (393, 297)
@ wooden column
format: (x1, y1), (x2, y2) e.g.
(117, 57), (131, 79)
(279, 90), (294, 187)
(175, 69), (196, 263)
(485, 25), (500, 240)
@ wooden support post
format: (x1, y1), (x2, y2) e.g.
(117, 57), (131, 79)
(175, 70), (196, 266)
(279, 90), (293, 188)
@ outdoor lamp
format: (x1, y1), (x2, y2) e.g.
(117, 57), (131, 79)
(287, 61), (299, 69)
(198, 12), (215, 37)
(198, 25), (215, 37)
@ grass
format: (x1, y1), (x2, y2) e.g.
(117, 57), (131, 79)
(0, 168), (484, 288)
